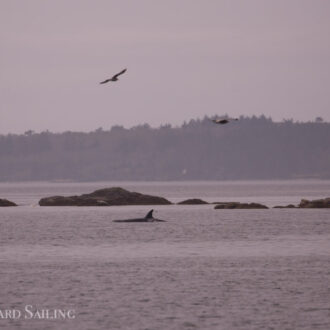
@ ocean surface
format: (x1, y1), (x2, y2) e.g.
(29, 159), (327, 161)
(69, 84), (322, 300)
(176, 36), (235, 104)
(0, 180), (330, 330)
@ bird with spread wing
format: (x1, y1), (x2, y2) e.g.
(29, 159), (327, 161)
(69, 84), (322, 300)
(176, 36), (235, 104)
(100, 69), (127, 84)
(212, 117), (238, 125)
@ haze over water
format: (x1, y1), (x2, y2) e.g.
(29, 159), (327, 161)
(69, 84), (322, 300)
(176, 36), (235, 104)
(0, 180), (330, 329)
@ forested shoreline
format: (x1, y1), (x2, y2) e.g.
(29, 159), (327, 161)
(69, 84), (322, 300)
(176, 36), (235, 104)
(0, 116), (329, 181)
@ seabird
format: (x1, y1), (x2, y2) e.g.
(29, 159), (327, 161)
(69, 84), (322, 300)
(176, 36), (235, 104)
(100, 68), (127, 84)
(212, 118), (238, 125)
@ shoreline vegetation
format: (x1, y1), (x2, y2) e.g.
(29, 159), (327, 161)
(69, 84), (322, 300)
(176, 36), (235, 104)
(0, 116), (329, 182)
(1, 187), (329, 208)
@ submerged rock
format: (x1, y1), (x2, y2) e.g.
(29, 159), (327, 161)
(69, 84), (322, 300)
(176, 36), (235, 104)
(214, 202), (268, 209)
(39, 187), (172, 206)
(0, 198), (17, 207)
(298, 197), (330, 208)
(177, 198), (209, 205)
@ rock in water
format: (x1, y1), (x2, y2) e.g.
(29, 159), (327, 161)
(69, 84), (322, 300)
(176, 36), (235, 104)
(214, 202), (268, 209)
(177, 199), (209, 205)
(273, 204), (296, 208)
(39, 187), (172, 206)
(298, 197), (330, 208)
(0, 198), (17, 207)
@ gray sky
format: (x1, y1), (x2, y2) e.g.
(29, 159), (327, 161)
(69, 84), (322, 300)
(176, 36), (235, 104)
(1, 0), (330, 134)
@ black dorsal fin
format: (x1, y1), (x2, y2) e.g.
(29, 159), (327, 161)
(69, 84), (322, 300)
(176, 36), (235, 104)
(145, 209), (154, 219)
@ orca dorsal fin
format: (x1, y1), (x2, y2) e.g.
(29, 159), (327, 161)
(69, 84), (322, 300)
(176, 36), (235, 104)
(145, 209), (154, 219)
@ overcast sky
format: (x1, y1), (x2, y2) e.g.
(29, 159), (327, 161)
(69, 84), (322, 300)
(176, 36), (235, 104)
(1, 0), (329, 134)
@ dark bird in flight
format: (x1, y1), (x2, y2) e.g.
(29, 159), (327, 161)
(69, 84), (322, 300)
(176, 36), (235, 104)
(100, 68), (127, 84)
(212, 118), (238, 125)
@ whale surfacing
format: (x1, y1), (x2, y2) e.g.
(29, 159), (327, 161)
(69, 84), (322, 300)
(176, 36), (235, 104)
(113, 209), (165, 223)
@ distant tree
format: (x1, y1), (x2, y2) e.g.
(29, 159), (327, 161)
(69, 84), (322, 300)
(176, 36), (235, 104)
(24, 130), (35, 136)
(0, 115), (329, 181)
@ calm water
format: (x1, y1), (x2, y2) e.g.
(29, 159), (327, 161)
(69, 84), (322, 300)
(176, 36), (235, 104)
(0, 180), (330, 330)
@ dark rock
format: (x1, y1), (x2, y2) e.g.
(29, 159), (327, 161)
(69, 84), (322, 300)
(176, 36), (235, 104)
(177, 198), (209, 205)
(212, 201), (237, 204)
(214, 202), (268, 209)
(298, 197), (330, 208)
(39, 187), (172, 206)
(0, 198), (17, 207)
(273, 204), (296, 208)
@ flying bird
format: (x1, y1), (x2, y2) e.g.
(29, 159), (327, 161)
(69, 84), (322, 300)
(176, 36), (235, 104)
(212, 118), (238, 125)
(100, 68), (127, 84)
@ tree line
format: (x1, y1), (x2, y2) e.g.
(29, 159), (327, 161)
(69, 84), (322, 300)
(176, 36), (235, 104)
(0, 115), (329, 181)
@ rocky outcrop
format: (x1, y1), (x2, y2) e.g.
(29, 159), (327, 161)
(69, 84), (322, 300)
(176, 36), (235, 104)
(273, 204), (296, 209)
(177, 198), (209, 205)
(214, 202), (268, 209)
(39, 187), (172, 206)
(0, 198), (17, 207)
(298, 197), (330, 208)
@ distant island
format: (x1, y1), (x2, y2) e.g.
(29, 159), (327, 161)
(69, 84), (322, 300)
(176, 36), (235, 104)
(2, 187), (329, 208)
(39, 187), (172, 206)
(0, 115), (329, 181)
